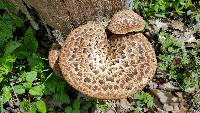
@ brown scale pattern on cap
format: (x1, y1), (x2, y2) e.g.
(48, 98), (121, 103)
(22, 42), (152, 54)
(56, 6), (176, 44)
(48, 43), (62, 75)
(59, 23), (157, 99)
(108, 10), (145, 34)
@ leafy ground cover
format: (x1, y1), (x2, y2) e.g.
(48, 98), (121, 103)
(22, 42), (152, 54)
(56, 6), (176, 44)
(0, 1), (95, 113)
(0, 0), (200, 113)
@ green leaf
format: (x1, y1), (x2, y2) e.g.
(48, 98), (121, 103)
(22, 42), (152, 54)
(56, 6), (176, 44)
(73, 98), (80, 109)
(27, 53), (44, 71)
(13, 85), (25, 94)
(0, 76), (3, 83)
(134, 107), (142, 113)
(2, 86), (12, 103)
(28, 102), (37, 113)
(72, 108), (80, 113)
(24, 27), (38, 52)
(64, 107), (72, 113)
(0, 64), (9, 78)
(47, 107), (54, 113)
(145, 96), (153, 108)
(81, 101), (94, 111)
(29, 84), (45, 97)
(44, 78), (57, 95)
(0, 55), (16, 76)
(14, 44), (30, 59)
(25, 71), (37, 82)
(53, 92), (70, 105)
(134, 93), (141, 100)
(20, 100), (29, 111)
(36, 100), (46, 113)
(0, 0), (16, 11)
(0, 60), (14, 76)
(11, 15), (24, 27)
(44, 77), (68, 98)
(136, 100), (144, 107)
(4, 41), (21, 56)
(147, 100), (153, 108)
(23, 82), (33, 89)
(15, 51), (30, 59)
(133, 91), (153, 109)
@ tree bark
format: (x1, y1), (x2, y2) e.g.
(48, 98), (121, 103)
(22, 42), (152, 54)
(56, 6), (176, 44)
(9, 0), (131, 36)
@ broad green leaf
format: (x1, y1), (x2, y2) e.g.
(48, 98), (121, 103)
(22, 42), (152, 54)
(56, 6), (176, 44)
(16, 51), (30, 59)
(0, 0), (16, 12)
(29, 84), (45, 97)
(44, 79), (57, 95)
(0, 22), (13, 35)
(13, 85), (25, 94)
(28, 102), (37, 113)
(25, 71), (37, 82)
(2, 86), (12, 103)
(81, 101), (94, 111)
(20, 100), (29, 111)
(0, 55), (16, 76)
(14, 44), (29, 59)
(53, 93), (70, 105)
(0, 76), (3, 83)
(27, 53), (44, 71)
(72, 108), (80, 113)
(24, 27), (38, 52)
(4, 41), (21, 56)
(44, 76), (67, 94)
(73, 98), (80, 109)
(36, 100), (46, 113)
(64, 107), (72, 113)
(0, 64), (12, 76)
(11, 15), (24, 27)
(47, 107), (54, 113)
(23, 82), (33, 89)
(3, 55), (16, 63)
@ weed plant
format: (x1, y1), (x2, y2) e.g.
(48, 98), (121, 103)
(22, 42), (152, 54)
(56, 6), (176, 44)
(158, 31), (200, 89)
(0, 1), (95, 113)
(133, 0), (194, 19)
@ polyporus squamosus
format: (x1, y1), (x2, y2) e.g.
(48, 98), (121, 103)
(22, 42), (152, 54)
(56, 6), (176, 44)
(108, 10), (145, 34)
(49, 10), (157, 99)
(48, 42), (62, 75)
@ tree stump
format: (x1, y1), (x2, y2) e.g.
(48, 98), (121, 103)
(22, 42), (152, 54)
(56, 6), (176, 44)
(9, 0), (132, 36)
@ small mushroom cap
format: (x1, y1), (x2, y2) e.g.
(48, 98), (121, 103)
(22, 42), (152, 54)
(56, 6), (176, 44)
(108, 10), (145, 34)
(60, 23), (157, 99)
(48, 42), (62, 75)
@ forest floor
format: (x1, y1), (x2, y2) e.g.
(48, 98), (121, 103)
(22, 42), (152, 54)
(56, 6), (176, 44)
(0, 0), (200, 113)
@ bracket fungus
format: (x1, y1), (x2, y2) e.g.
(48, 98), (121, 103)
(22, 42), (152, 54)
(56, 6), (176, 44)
(49, 10), (157, 99)
(108, 10), (145, 34)
(48, 42), (62, 75)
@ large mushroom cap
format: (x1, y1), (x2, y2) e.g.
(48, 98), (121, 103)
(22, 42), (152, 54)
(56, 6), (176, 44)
(60, 23), (157, 99)
(108, 10), (145, 34)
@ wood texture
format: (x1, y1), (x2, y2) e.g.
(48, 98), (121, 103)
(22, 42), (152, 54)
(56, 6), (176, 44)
(11, 0), (129, 35)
